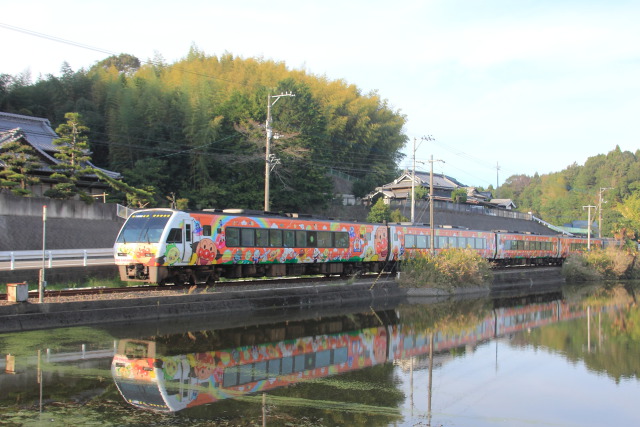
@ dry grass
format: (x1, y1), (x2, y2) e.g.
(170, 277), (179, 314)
(398, 248), (493, 290)
(562, 246), (640, 282)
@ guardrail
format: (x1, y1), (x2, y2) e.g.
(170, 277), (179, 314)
(0, 248), (113, 270)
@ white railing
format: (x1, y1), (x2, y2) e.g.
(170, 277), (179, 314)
(0, 248), (113, 270)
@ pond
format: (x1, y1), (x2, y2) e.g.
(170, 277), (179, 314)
(1, 282), (639, 426)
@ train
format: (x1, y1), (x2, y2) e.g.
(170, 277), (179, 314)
(113, 208), (608, 285)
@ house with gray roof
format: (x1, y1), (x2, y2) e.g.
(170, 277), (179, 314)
(364, 170), (517, 211)
(364, 170), (467, 204)
(0, 111), (120, 197)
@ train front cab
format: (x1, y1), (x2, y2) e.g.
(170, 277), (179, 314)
(114, 209), (196, 285)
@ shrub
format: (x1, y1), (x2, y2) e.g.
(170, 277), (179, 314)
(399, 248), (493, 290)
(562, 246), (640, 282)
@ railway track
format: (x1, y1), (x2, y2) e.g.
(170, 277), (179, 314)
(0, 273), (392, 301)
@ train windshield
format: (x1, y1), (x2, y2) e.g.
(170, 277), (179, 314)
(116, 211), (173, 244)
(114, 379), (170, 411)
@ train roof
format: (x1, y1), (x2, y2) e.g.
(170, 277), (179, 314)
(135, 207), (376, 225)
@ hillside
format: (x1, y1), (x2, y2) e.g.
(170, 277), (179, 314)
(497, 146), (640, 239)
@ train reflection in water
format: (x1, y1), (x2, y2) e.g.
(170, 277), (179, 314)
(111, 298), (615, 413)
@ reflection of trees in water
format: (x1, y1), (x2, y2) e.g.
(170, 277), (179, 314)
(514, 283), (640, 383)
(397, 298), (493, 334)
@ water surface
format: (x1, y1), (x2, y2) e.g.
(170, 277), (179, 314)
(1, 282), (639, 426)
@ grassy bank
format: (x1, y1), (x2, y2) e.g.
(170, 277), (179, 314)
(398, 248), (493, 290)
(562, 246), (640, 282)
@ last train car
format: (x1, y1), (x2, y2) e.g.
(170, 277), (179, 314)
(114, 208), (392, 285)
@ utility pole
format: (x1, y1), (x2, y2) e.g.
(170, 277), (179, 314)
(583, 205), (596, 250)
(264, 92), (295, 212)
(411, 135), (433, 224)
(411, 138), (416, 224)
(39, 205), (47, 303)
(598, 187), (613, 238)
(496, 162), (501, 198)
(429, 155), (444, 255)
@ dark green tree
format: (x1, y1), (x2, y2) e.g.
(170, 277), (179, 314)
(44, 112), (93, 200)
(367, 197), (391, 223)
(451, 187), (467, 203)
(0, 131), (40, 195)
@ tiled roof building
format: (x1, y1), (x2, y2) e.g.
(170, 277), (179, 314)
(0, 112), (120, 197)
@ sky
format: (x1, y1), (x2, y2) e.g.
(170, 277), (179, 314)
(2, 0), (639, 189)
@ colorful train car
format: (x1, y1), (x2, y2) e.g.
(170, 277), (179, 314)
(114, 209), (390, 285)
(389, 224), (495, 261)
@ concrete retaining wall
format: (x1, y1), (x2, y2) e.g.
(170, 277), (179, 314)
(0, 281), (403, 333)
(0, 193), (124, 251)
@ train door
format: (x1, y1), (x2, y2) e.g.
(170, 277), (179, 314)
(181, 219), (193, 263)
(165, 216), (194, 265)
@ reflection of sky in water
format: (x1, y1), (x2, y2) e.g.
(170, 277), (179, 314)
(397, 339), (640, 426)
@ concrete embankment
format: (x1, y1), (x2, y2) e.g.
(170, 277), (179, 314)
(0, 280), (404, 333)
(0, 267), (565, 333)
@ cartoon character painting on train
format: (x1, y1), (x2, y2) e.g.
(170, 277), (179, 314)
(156, 244), (181, 266)
(133, 244), (156, 265)
(374, 226), (389, 260)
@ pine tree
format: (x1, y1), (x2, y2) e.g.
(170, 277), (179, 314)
(0, 131), (40, 196)
(45, 112), (93, 200)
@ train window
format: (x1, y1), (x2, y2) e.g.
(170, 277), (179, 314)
(269, 229), (283, 247)
(365, 232), (372, 241)
(226, 228), (239, 247)
(307, 231), (317, 248)
(241, 228), (255, 247)
(222, 366), (238, 387)
(203, 225), (212, 236)
(458, 237), (467, 248)
(294, 354), (306, 372)
(284, 230), (295, 247)
(253, 361), (267, 382)
(477, 238), (486, 249)
(267, 359), (280, 377)
(317, 231), (332, 247)
(334, 347), (348, 364)
(295, 230), (307, 247)
(166, 228), (182, 243)
(437, 236), (447, 249)
(335, 232), (349, 248)
(185, 224), (191, 242)
(405, 235), (415, 249)
(316, 350), (331, 368)
(281, 357), (293, 375)
(238, 364), (252, 385)
(256, 229), (268, 247)
(416, 235), (427, 249)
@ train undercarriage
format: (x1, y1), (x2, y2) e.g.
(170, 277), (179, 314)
(119, 261), (394, 286)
